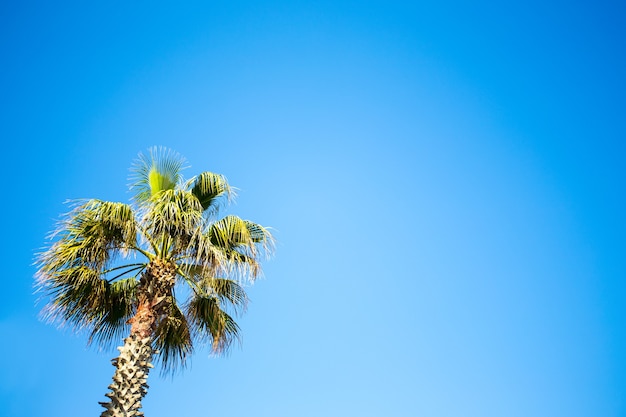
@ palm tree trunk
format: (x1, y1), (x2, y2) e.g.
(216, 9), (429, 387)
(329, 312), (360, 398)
(99, 334), (153, 417)
(99, 259), (176, 417)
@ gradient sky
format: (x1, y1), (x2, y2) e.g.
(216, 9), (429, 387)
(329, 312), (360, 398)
(1, 1), (625, 416)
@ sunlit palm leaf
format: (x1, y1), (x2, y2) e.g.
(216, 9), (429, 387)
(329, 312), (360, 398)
(189, 171), (233, 213)
(244, 220), (271, 244)
(130, 147), (187, 204)
(209, 215), (251, 250)
(208, 215), (273, 280)
(40, 200), (137, 271)
(142, 189), (203, 238)
(209, 216), (272, 257)
(177, 231), (226, 273)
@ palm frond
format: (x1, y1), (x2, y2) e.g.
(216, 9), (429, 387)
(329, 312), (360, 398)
(189, 171), (233, 213)
(176, 262), (205, 281)
(175, 227), (226, 273)
(209, 215), (248, 250)
(153, 298), (193, 374)
(180, 265), (249, 312)
(186, 294), (241, 354)
(175, 263), (249, 312)
(35, 198), (140, 335)
(199, 278), (249, 313)
(130, 147), (187, 204)
(208, 215), (274, 280)
(36, 260), (142, 333)
(142, 189), (204, 247)
(38, 265), (108, 328)
(243, 220), (274, 253)
(39, 200), (138, 272)
(88, 277), (138, 348)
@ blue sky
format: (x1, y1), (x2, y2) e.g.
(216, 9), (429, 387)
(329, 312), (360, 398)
(1, 1), (625, 416)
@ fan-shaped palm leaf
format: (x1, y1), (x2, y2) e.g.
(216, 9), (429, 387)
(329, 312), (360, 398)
(187, 294), (241, 353)
(208, 215), (273, 279)
(40, 200), (137, 270)
(39, 266), (108, 328)
(142, 189), (204, 246)
(131, 147), (187, 204)
(189, 171), (233, 213)
(88, 277), (139, 348)
(199, 278), (248, 312)
(153, 298), (193, 373)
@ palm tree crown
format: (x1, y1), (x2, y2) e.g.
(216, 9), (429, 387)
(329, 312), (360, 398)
(36, 147), (273, 373)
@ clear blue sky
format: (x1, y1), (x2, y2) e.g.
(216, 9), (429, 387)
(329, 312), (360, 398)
(1, 1), (625, 416)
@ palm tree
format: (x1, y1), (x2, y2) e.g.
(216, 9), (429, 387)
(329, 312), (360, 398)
(36, 147), (273, 417)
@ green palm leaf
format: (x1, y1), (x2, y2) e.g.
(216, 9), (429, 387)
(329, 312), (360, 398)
(142, 189), (204, 242)
(208, 215), (273, 280)
(209, 215), (273, 253)
(89, 277), (138, 347)
(39, 265), (108, 328)
(131, 147), (187, 204)
(189, 171), (233, 213)
(43, 200), (136, 268)
(176, 263), (248, 313)
(187, 294), (241, 354)
(153, 298), (193, 373)
(199, 278), (248, 312)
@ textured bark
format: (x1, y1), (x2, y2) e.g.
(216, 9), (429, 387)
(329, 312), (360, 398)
(99, 335), (153, 417)
(99, 259), (176, 417)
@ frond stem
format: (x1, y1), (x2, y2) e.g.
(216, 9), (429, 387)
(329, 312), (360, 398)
(136, 224), (160, 256)
(106, 265), (145, 283)
(102, 263), (146, 275)
(133, 246), (155, 261)
(176, 266), (201, 296)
